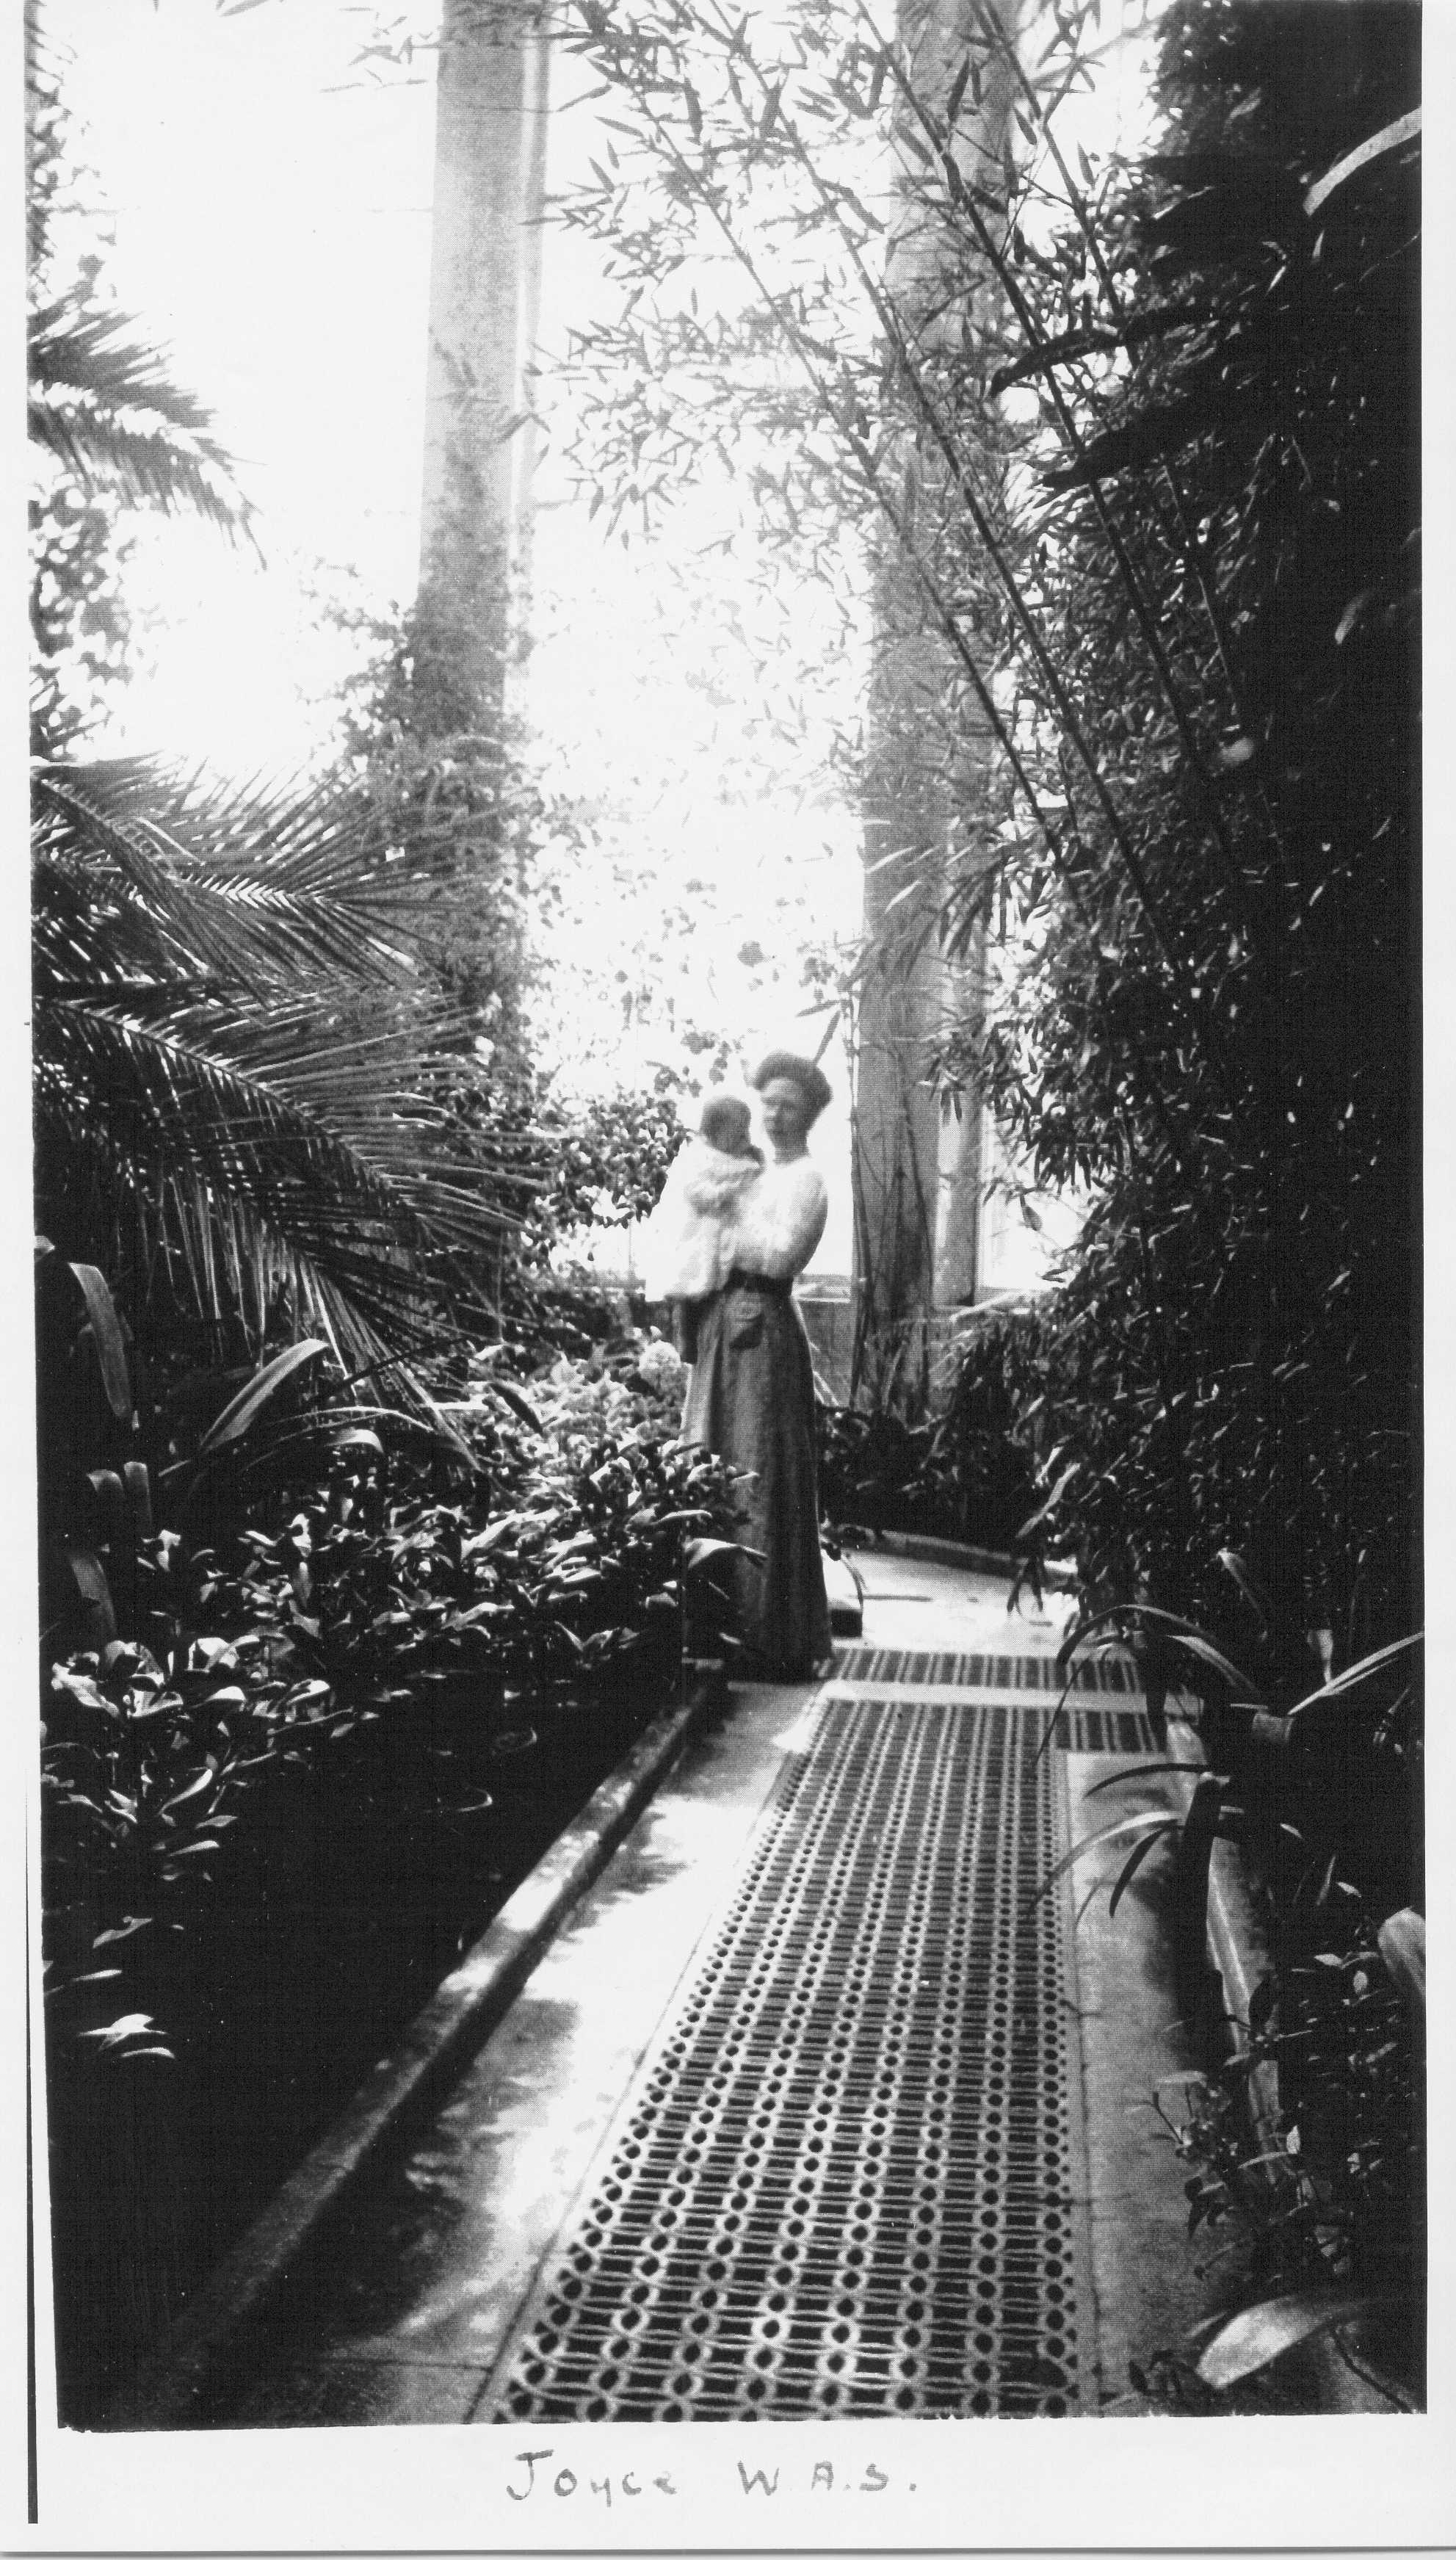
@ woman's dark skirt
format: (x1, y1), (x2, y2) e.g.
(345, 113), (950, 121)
(680, 1276), (831, 1679)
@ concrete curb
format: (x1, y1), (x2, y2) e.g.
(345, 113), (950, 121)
(115, 1676), (722, 2431)
(843, 1526), (1079, 1589)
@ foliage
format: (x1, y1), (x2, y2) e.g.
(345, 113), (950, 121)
(1138, 1911), (1423, 2409)
(1053, 1589), (1421, 1912)
(432, 1066), (686, 1260)
(513, 0), (1419, 1669)
(316, 596), (706, 1332)
(314, 538), (858, 1118)
(41, 1323), (723, 2033)
(227, 1356), (719, 1712)
(40, 1330), (728, 2418)
(32, 757), (541, 1395)
(1048, 1588), (1423, 2408)
(26, 18), (253, 754)
(30, 473), (138, 762)
(29, 294), (256, 549)
(819, 1304), (1045, 1550)
(26, 44), (547, 1387)
(1192, 1936), (1419, 2300)
(42, 1622), (349, 2065)
(541, 1081), (687, 1232)
(32, 595), (688, 1405)
(28, 40), (657, 1395)
(327, 599), (537, 1047)
(952, 0), (1421, 1656)
(531, 801), (854, 1113)
(360, 1049), (688, 1357)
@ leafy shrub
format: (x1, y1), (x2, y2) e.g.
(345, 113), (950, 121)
(954, 0), (1421, 1671)
(402, 1056), (686, 1355)
(537, 1084), (686, 1237)
(40, 1334), (727, 2418)
(1050, 1595), (1423, 2407)
(223, 1353), (714, 1710)
(43, 1351), (722, 2020)
(819, 1307), (1046, 1553)
(42, 1618), (347, 2061)
(1139, 1909), (1424, 2411)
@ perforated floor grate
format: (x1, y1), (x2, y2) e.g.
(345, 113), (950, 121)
(1057, 1704), (1159, 1756)
(833, 1646), (1142, 1693)
(479, 1695), (1091, 2422)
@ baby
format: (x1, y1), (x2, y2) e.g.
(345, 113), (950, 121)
(643, 1093), (763, 1362)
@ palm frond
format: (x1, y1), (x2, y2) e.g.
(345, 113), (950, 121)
(33, 753), (542, 1366)
(35, 996), (517, 1324)
(142, 1171), (461, 1433)
(33, 760), (434, 989)
(29, 297), (255, 546)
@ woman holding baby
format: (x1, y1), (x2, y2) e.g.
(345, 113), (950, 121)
(645, 1052), (833, 1680)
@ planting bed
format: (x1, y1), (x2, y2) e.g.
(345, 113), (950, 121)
(39, 1335), (734, 2426)
(44, 1674), (669, 2427)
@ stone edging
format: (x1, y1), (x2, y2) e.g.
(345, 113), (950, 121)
(1165, 1718), (1280, 2141)
(844, 1526), (1079, 1589)
(114, 1677), (722, 2431)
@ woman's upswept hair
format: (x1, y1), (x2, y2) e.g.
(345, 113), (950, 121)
(751, 1049), (832, 1127)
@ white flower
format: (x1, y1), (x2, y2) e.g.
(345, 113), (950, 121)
(638, 1337), (685, 1392)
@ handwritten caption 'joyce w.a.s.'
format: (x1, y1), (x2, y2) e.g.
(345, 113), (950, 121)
(501, 2449), (910, 2509)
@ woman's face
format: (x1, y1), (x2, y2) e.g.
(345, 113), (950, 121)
(759, 1077), (810, 1155)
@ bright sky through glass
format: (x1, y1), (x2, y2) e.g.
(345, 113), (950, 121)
(40, 0), (1159, 1280)
(46, 0), (438, 767)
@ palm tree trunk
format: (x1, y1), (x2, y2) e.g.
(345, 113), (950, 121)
(852, 0), (1021, 1407)
(510, 11), (552, 641)
(416, 0), (537, 747)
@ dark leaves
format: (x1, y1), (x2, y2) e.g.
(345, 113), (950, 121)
(33, 754), (540, 1373)
(29, 294), (256, 546)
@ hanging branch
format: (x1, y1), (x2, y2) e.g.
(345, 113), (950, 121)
(971, 0), (1289, 913)
(559, 0), (1219, 1174)
(692, 1), (1205, 1011)
(861, 0), (1253, 941)
(974, 4), (1246, 711)
(570, 0), (1238, 1109)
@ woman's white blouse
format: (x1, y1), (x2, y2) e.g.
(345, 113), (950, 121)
(730, 1155), (827, 1281)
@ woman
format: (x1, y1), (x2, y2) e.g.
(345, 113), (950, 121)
(681, 1050), (833, 1679)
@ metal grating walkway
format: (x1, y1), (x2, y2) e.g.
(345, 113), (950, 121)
(479, 1692), (1093, 2422)
(829, 1649), (1162, 1757)
(833, 1646), (1142, 1693)
(1056, 1704), (1159, 1756)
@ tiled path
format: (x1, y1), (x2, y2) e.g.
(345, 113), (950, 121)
(215, 1555), (1206, 2425)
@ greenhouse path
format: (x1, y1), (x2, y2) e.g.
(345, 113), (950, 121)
(217, 1555), (1209, 2426)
